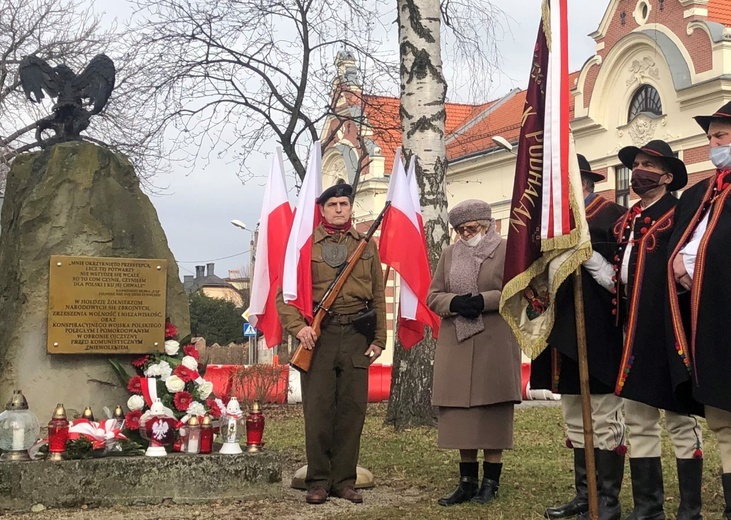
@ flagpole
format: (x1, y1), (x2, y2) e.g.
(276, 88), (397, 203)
(572, 268), (599, 520)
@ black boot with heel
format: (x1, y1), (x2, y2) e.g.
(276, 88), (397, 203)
(437, 462), (478, 506)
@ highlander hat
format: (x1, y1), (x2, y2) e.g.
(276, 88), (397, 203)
(448, 199), (492, 228)
(693, 100), (731, 134)
(618, 139), (688, 191)
(317, 181), (354, 205)
(578, 154), (605, 182)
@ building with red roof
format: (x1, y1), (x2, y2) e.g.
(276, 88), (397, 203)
(320, 0), (731, 359)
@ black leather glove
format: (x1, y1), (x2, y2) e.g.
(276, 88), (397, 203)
(449, 294), (481, 319)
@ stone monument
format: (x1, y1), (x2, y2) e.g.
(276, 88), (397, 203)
(0, 141), (190, 414)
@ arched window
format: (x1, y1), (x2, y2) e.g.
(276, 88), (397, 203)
(628, 85), (662, 121)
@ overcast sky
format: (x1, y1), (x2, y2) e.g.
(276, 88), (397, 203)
(101, 1), (609, 281)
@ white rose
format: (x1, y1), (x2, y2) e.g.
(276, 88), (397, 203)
(181, 356), (198, 371)
(186, 401), (205, 417)
(164, 340), (180, 355)
(144, 362), (162, 377)
(159, 361), (173, 381)
(196, 380), (214, 399)
(165, 375), (185, 393)
(127, 395), (145, 411)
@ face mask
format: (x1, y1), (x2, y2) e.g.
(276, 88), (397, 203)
(460, 233), (484, 247)
(710, 145), (731, 170)
(631, 168), (665, 195)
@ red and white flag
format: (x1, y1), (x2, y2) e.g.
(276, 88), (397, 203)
(499, 0), (591, 358)
(379, 149), (440, 348)
(248, 148), (293, 347)
(282, 142), (323, 323)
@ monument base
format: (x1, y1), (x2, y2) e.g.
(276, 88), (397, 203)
(0, 452), (281, 512)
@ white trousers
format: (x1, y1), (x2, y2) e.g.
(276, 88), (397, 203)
(624, 399), (702, 459)
(562, 393), (625, 451)
(705, 405), (731, 472)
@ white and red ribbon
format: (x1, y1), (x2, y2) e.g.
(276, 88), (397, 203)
(68, 418), (127, 449)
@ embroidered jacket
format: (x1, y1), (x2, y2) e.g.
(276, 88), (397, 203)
(612, 192), (685, 412)
(667, 175), (731, 413)
(530, 195), (625, 395)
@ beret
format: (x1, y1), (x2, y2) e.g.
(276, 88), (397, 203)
(317, 182), (353, 205)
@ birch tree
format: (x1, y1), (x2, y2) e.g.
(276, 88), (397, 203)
(385, 0), (449, 429)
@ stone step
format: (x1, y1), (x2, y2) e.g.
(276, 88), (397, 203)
(0, 452), (281, 512)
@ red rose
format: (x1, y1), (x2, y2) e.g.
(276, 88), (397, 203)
(206, 398), (222, 418)
(173, 364), (197, 383)
(127, 375), (143, 394)
(125, 410), (142, 431)
(165, 322), (178, 340)
(174, 391), (194, 412)
(183, 344), (199, 361)
(131, 355), (149, 368)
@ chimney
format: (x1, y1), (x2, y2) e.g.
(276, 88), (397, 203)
(206, 263), (215, 277)
(183, 275), (193, 284)
(195, 265), (205, 279)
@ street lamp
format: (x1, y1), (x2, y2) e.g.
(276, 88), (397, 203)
(491, 135), (516, 154)
(231, 219), (257, 364)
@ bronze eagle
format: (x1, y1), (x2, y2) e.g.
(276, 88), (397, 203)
(18, 54), (116, 147)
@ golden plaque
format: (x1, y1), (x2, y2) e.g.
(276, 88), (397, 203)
(48, 255), (168, 354)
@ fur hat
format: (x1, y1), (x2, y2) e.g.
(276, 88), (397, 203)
(448, 199), (492, 228)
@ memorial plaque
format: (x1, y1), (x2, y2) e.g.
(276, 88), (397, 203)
(48, 256), (168, 354)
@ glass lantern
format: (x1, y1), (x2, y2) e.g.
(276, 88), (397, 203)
(0, 390), (41, 461)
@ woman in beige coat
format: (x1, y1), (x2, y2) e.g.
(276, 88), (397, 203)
(427, 199), (522, 506)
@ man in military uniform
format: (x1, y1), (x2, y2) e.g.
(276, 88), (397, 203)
(668, 100), (731, 518)
(277, 182), (387, 505)
(607, 140), (702, 520)
(532, 155), (626, 520)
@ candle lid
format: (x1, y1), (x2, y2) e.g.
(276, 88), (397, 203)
(6, 390), (29, 410)
(188, 416), (200, 427)
(251, 400), (261, 413)
(52, 403), (67, 419)
(82, 406), (95, 421)
(113, 405), (124, 419)
(201, 416), (212, 428)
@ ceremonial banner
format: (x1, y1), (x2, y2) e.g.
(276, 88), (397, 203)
(498, 0), (591, 359)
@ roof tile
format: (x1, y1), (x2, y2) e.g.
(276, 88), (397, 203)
(709, 0), (731, 26)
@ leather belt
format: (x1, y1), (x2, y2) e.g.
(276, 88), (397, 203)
(327, 309), (368, 325)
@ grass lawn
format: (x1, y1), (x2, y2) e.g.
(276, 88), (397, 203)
(266, 402), (727, 519)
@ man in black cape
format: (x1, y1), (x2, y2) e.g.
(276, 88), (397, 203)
(668, 100), (731, 519)
(532, 154), (626, 520)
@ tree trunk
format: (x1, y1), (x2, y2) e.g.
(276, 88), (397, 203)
(385, 0), (449, 429)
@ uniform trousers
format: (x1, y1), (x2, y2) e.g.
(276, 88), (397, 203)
(624, 399), (702, 459)
(706, 406), (731, 472)
(562, 393), (625, 450)
(301, 322), (370, 493)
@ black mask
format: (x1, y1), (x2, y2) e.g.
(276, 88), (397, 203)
(631, 168), (666, 195)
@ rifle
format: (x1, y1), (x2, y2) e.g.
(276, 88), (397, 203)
(290, 201), (391, 372)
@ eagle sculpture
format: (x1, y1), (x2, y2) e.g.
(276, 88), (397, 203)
(18, 54), (116, 148)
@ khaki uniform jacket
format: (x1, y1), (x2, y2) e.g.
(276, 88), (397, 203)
(428, 240), (522, 408)
(277, 224), (387, 348)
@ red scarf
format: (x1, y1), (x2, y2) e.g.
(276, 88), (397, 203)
(323, 221), (352, 235)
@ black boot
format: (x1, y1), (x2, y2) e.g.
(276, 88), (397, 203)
(675, 458), (702, 520)
(577, 449), (624, 520)
(722, 473), (731, 520)
(626, 457), (665, 520)
(545, 448), (589, 518)
(437, 462), (478, 506)
(472, 461), (501, 504)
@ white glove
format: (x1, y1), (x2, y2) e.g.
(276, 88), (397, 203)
(583, 251), (615, 292)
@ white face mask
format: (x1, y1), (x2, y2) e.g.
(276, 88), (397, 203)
(710, 144), (731, 170)
(460, 233), (484, 247)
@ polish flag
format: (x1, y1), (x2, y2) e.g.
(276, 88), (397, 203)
(248, 148), (293, 347)
(379, 150), (440, 348)
(282, 142), (323, 323)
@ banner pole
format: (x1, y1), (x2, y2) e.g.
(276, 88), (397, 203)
(573, 267), (598, 520)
